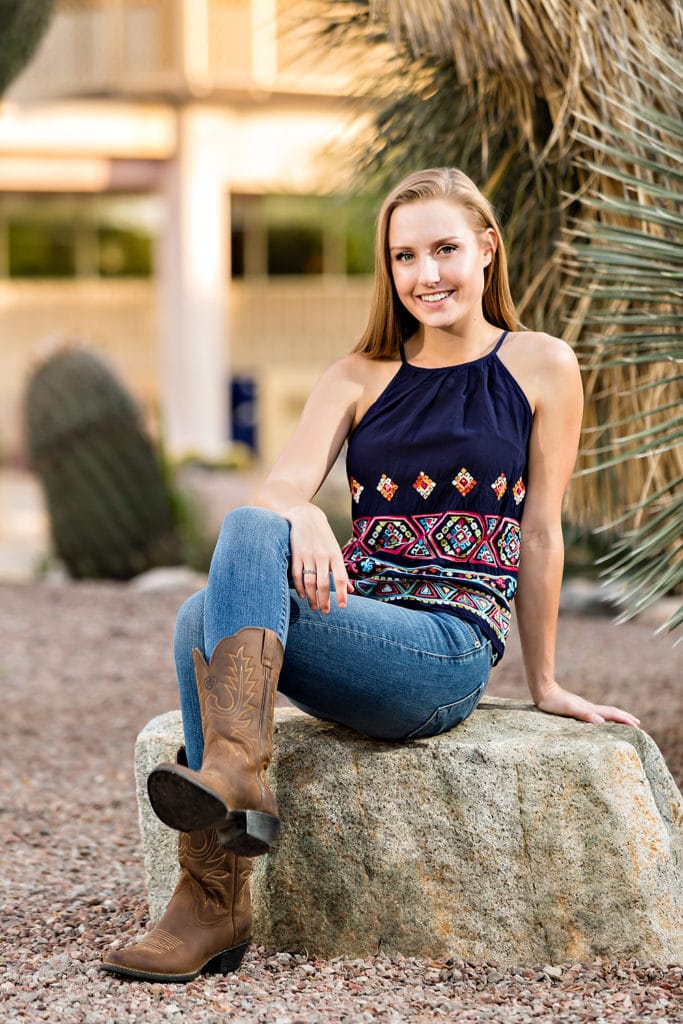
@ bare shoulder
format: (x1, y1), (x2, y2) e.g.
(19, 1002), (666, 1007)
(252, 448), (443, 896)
(506, 331), (578, 367)
(322, 351), (401, 425)
(500, 331), (581, 410)
(331, 351), (399, 382)
(307, 353), (370, 405)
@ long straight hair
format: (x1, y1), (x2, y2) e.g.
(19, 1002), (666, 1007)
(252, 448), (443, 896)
(355, 168), (518, 359)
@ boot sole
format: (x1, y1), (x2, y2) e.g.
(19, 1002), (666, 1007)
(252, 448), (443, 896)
(147, 766), (280, 856)
(100, 939), (250, 983)
(147, 766), (228, 832)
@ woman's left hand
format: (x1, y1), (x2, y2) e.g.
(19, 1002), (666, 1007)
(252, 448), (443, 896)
(535, 681), (641, 727)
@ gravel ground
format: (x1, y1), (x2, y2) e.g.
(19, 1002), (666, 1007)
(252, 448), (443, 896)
(1, 579), (681, 1023)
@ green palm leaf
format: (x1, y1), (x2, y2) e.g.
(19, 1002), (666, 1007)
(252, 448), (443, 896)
(315, 1), (682, 631)
(568, 47), (682, 632)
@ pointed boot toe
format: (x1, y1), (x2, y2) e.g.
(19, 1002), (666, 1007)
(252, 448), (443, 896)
(100, 830), (252, 983)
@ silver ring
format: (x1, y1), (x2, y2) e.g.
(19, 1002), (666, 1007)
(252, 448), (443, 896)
(302, 568), (317, 576)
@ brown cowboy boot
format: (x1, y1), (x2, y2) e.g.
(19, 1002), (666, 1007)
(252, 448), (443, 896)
(147, 627), (284, 857)
(101, 828), (252, 982)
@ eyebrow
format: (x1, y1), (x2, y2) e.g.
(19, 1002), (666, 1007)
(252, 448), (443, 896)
(388, 236), (463, 251)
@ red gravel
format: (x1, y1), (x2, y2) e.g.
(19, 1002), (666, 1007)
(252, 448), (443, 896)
(1, 579), (681, 1023)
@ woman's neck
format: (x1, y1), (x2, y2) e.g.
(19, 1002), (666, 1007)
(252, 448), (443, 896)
(406, 321), (501, 367)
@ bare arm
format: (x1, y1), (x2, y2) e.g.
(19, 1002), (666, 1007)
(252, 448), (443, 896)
(253, 355), (367, 613)
(515, 336), (640, 727)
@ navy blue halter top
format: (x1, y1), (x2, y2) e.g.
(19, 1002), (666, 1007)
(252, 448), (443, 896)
(341, 331), (533, 661)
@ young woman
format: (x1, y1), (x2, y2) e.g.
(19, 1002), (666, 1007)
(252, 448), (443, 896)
(102, 167), (639, 982)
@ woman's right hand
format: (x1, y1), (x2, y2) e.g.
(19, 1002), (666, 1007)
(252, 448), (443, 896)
(288, 503), (353, 613)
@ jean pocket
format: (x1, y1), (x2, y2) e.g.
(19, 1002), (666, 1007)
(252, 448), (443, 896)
(406, 678), (488, 740)
(457, 618), (484, 651)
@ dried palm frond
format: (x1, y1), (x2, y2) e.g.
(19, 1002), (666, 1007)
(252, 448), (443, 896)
(316, 0), (680, 331)
(314, 0), (682, 627)
(564, 44), (682, 631)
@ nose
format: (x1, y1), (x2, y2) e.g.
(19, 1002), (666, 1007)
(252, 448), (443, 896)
(418, 254), (440, 286)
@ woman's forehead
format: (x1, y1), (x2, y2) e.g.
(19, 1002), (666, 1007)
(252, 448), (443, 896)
(388, 199), (475, 243)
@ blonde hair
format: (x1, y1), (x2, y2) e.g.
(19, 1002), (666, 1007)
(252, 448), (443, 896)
(355, 167), (518, 359)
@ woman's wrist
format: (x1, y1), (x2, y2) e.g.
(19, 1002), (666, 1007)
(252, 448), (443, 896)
(528, 677), (560, 706)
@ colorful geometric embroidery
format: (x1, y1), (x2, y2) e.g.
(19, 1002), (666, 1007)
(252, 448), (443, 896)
(368, 519), (416, 550)
(435, 514), (483, 559)
(417, 515), (441, 533)
(376, 474), (398, 501)
(452, 468), (477, 496)
(349, 574), (512, 652)
(512, 477), (526, 505)
(341, 510), (523, 659)
(496, 521), (521, 567)
(473, 540), (497, 566)
(407, 538), (432, 558)
(491, 473), (507, 500)
(349, 477), (364, 504)
(413, 471), (436, 500)
(344, 512), (521, 574)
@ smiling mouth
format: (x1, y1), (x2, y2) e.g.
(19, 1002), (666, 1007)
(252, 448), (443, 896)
(418, 291), (453, 303)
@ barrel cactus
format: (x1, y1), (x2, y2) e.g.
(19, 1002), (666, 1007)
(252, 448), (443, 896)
(24, 345), (181, 579)
(0, 0), (55, 94)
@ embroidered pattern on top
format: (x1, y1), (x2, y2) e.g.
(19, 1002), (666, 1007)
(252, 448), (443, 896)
(350, 477), (364, 503)
(376, 474), (398, 501)
(413, 471), (436, 500)
(512, 477), (526, 505)
(349, 573), (511, 647)
(452, 467), (477, 496)
(491, 473), (508, 500)
(344, 511), (521, 573)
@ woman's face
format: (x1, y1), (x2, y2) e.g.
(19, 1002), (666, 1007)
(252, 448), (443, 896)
(387, 198), (495, 332)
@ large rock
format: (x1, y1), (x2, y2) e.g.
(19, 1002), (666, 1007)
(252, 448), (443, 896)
(134, 700), (683, 965)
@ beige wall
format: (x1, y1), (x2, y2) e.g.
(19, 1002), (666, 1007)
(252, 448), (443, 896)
(1, 276), (372, 464)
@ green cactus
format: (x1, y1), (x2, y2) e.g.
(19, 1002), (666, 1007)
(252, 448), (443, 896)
(24, 346), (182, 579)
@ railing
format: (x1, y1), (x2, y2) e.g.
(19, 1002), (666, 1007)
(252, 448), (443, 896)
(0, 276), (372, 457)
(9, 0), (353, 101)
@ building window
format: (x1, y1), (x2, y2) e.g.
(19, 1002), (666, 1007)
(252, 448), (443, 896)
(267, 224), (323, 275)
(97, 226), (153, 277)
(0, 194), (157, 279)
(230, 193), (373, 278)
(8, 221), (76, 278)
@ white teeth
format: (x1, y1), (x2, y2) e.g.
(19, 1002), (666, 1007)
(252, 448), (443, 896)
(420, 291), (451, 303)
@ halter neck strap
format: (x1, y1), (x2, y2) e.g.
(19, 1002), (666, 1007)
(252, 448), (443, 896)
(491, 330), (508, 355)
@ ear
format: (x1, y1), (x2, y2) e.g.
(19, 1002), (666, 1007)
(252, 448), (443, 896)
(482, 227), (497, 267)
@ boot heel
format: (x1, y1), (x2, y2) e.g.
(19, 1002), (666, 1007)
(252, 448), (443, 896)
(204, 940), (250, 976)
(216, 810), (280, 857)
(147, 765), (228, 833)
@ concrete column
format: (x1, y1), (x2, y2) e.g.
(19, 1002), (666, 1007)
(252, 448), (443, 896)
(158, 106), (230, 459)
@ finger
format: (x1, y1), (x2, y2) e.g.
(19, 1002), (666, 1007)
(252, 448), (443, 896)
(302, 565), (320, 610)
(571, 706), (604, 725)
(333, 571), (349, 609)
(330, 558), (350, 609)
(316, 567), (333, 614)
(595, 706), (641, 727)
(291, 557), (307, 601)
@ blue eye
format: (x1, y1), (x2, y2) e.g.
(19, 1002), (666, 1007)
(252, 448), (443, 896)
(394, 251), (413, 262)
(439, 244), (458, 255)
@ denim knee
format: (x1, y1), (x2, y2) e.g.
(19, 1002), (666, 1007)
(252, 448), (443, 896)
(218, 505), (289, 549)
(174, 589), (206, 661)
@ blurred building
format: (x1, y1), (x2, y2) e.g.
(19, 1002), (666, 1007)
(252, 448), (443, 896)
(0, 0), (375, 463)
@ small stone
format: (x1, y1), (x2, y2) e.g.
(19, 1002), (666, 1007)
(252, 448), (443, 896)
(543, 965), (564, 980)
(487, 970), (505, 983)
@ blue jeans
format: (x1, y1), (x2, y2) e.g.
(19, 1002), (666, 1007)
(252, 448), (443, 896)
(175, 506), (493, 769)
